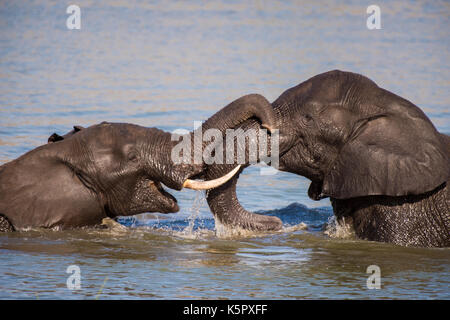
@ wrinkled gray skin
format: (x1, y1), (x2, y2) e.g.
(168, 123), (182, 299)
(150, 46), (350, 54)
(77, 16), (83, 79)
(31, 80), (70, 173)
(0, 94), (276, 231)
(205, 70), (450, 247)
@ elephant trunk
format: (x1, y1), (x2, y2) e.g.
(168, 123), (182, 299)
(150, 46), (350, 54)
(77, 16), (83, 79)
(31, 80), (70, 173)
(202, 107), (286, 233)
(199, 99), (301, 233)
(200, 94), (277, 134)
(147, 94), (279, 191)
(206, 166), (283, 234)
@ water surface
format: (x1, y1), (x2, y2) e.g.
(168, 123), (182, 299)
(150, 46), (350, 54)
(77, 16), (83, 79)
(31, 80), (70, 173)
(0, 0), (449, 299)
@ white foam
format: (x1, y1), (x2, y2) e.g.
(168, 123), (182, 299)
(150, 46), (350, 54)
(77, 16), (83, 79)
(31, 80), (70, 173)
(171, 227), (215, 240)
(214, 218), (262, 238)
(101, 217), (129, 233)
(324, 215), (355, 239)
(214, 217), (308, 239)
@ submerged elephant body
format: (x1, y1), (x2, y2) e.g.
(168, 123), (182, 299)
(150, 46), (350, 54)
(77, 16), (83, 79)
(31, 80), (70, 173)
(333, 130), (450, 247)
(332, 180), (449, 247)
(205, 70), (450, 247)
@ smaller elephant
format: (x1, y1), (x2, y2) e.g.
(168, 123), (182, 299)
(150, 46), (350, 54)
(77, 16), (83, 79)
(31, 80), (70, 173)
(0, 94), (277, 231)
(204, 70), (450, 247)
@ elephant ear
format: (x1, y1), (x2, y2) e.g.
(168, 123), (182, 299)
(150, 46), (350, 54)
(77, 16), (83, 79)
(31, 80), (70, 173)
(48, 133), (64, 143)
(322, 107), (449, 199)
(72, 125), (84, 132)
(47, 126), (84, 143)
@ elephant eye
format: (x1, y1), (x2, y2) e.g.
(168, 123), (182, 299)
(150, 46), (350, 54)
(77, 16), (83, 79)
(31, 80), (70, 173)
(127, 152), (138, 162)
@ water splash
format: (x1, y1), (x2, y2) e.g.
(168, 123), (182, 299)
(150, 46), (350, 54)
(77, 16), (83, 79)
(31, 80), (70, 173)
(211, 202), (330, 239)
(183, 191), (203, 234)
(214, 218), (264, 238)
(282, 223), (308, 233)
(324, 215), (356, 239)
(118, 201), (332, 239)
(100, 218), (129, 234)
(214, 217), (308, 239)
(171, 191), (215, 240)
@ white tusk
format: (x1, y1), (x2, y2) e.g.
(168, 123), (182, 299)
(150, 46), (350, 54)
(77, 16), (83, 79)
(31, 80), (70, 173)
(182, 165), (241, 190)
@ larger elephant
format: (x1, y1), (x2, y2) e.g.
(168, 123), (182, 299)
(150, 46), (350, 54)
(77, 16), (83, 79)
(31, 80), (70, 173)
(0, 94), (275, 231)
(204, 70), (450, 247)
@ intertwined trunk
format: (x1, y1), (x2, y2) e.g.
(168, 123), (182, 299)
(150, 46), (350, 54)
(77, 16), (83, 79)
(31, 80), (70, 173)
(204, 105), (292, 233)
(163, 94), (279, 190)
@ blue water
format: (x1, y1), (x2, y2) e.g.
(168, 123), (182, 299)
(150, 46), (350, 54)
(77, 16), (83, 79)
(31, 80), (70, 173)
(0, 0), (449, 299)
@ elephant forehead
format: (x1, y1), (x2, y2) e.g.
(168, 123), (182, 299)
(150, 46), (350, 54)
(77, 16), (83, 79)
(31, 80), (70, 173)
(318, 105), (355, 124)
(84, 123), (137, 143)
(91, 146), (122, 169)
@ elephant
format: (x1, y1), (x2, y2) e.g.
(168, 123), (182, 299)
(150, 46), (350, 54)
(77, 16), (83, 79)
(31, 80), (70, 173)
(204, 70), (449, 247)
(0, 94), (276, 231)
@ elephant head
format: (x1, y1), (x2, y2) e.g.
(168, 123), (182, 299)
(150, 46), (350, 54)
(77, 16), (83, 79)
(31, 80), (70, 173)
(203, 70), (449, 239)
(0, 94), (276, 230)
(273, 70), (448, 200)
